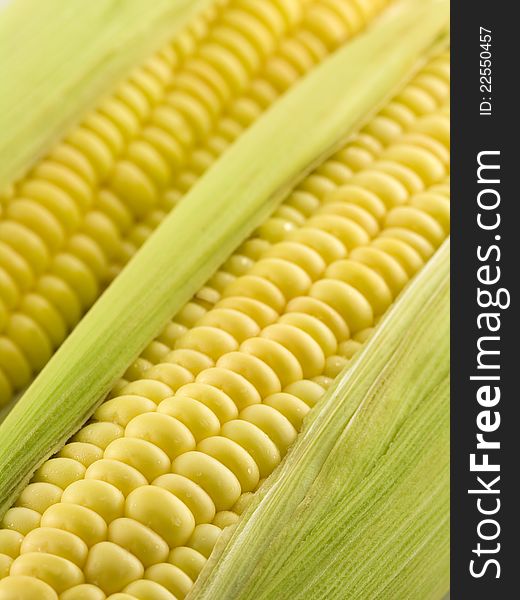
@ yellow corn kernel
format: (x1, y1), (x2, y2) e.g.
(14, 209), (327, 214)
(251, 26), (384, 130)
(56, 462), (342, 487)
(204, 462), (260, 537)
(153, 474), (215, 525)
(1, 508), (40, 536)
(0, 575), (59, 599)
(168, 546), (206, 581)
(20, 528), (88, 568)
(84, 542), (144, 595)
(124, 578), (176, 599)
(60, 584), (107, 600)
(40, 504), (107, 547)
(9, 552), (84, 594)
(15, 483), (62, 514)
(108, 518), (169, 569)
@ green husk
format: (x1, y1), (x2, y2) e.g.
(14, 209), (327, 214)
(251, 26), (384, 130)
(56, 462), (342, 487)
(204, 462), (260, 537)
(0, 0), (215, 190)
(190, 241), (450, 600)
(0, 0), (449, 516)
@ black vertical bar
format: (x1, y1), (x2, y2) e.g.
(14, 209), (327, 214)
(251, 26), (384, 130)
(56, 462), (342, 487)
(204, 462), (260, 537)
(451, 2), (517, 597)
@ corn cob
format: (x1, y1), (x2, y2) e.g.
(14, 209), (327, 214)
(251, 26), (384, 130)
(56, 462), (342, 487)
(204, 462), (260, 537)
(0, 31), (449, 599)
(0, 0), (392, 409)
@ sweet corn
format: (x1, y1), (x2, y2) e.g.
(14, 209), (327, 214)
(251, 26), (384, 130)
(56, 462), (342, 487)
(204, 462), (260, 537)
(0, 0), (392, 408)
(0, 18), (449, 595)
